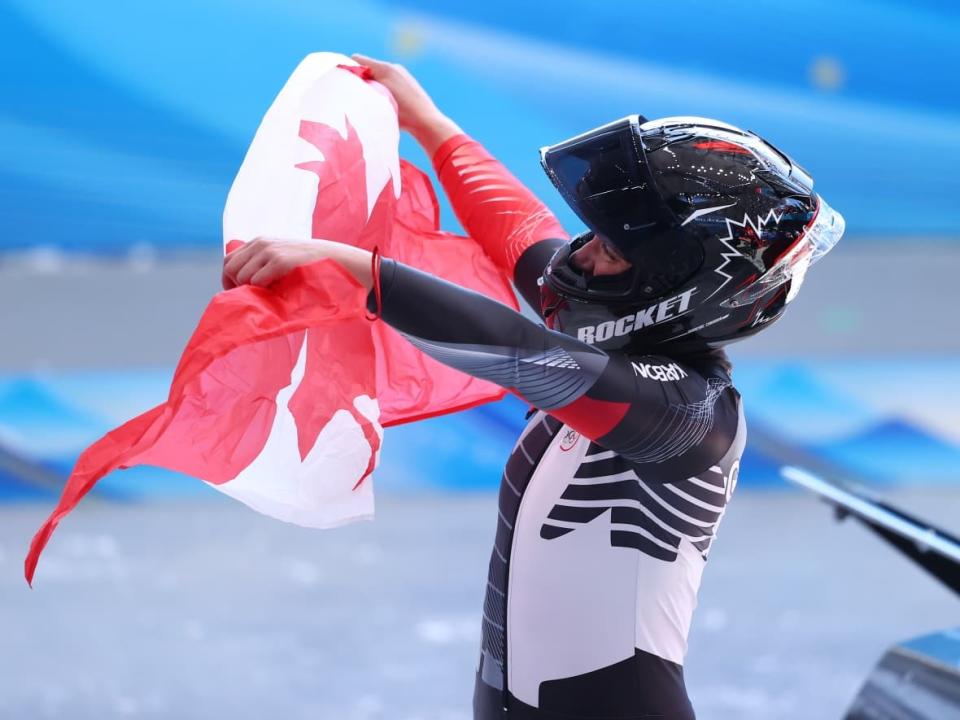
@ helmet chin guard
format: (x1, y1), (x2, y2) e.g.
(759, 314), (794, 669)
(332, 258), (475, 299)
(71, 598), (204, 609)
(539, 115), (842, 353)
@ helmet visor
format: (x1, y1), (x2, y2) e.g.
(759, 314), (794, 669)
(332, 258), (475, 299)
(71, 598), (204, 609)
(540, 116), (671, 257)
(721, 195), (845, 308)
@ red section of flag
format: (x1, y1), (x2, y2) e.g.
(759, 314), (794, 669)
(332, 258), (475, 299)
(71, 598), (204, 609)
(337, 63), (374, 81)
(374, 159), (514, 425)
(25, 261), (372, 586)
(287, 317), (379, 477)
(297, 119), (371, 246)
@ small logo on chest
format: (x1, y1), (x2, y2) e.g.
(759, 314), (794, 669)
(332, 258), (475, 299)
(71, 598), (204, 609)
(559, 429), (580, 452)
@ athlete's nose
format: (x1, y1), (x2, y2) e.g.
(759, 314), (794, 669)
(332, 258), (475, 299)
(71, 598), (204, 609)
(570, 240), (597, 274)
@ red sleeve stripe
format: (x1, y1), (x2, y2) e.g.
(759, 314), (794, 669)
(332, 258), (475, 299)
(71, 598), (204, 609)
(547, 394), (630, 441)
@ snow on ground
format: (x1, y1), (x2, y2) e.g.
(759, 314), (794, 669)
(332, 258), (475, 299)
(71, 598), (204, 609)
(2, 488), (957, 720)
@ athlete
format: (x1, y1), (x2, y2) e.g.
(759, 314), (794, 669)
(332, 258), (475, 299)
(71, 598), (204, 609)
(223, 56), (844, 719)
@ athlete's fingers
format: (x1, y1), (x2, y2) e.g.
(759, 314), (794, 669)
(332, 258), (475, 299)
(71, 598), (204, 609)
(230, 243), (273, 286)
(221, 268), (238, 291)
(351, 53), (389, 73)
(233, 251), (273, 286)
(224, 237), (275, 284)
(222, 239), (245, 289)
(351, 54), (409, 86)
(223, 239), (262, 281)
(249, 258), (290, 288)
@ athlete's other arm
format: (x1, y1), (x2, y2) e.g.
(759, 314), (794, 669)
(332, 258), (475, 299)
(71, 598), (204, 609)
(353, 54), (568, 312)
(364, 255), (737, 472)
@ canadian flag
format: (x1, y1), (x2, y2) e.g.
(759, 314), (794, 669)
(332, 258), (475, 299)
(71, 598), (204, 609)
(25, 53), (516, 585)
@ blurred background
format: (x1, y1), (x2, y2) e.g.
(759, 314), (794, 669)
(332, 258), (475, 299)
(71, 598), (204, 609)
(2, 1), (958, 719)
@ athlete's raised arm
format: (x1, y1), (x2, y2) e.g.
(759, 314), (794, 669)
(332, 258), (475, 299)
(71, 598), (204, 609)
(353, 54), (568, 312)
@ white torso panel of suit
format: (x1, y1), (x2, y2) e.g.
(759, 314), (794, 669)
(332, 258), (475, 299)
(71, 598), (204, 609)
(480, 407), (745, 711)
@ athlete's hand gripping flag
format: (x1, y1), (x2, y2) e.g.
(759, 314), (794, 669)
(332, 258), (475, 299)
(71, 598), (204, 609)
(25, 53), (517, 585)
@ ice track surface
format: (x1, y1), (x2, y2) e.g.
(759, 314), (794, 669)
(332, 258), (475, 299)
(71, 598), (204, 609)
(3, 489), (958, 720)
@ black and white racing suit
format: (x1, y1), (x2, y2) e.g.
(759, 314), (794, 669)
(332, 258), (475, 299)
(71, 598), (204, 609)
(370, 135), (745, 720)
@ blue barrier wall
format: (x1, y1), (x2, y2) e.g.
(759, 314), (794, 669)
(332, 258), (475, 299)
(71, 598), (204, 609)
(2, 360), (959, 499)
(3, 0), (960, 254)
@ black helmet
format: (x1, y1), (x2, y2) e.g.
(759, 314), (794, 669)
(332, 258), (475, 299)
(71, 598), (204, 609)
(539, 115), (844, 353)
